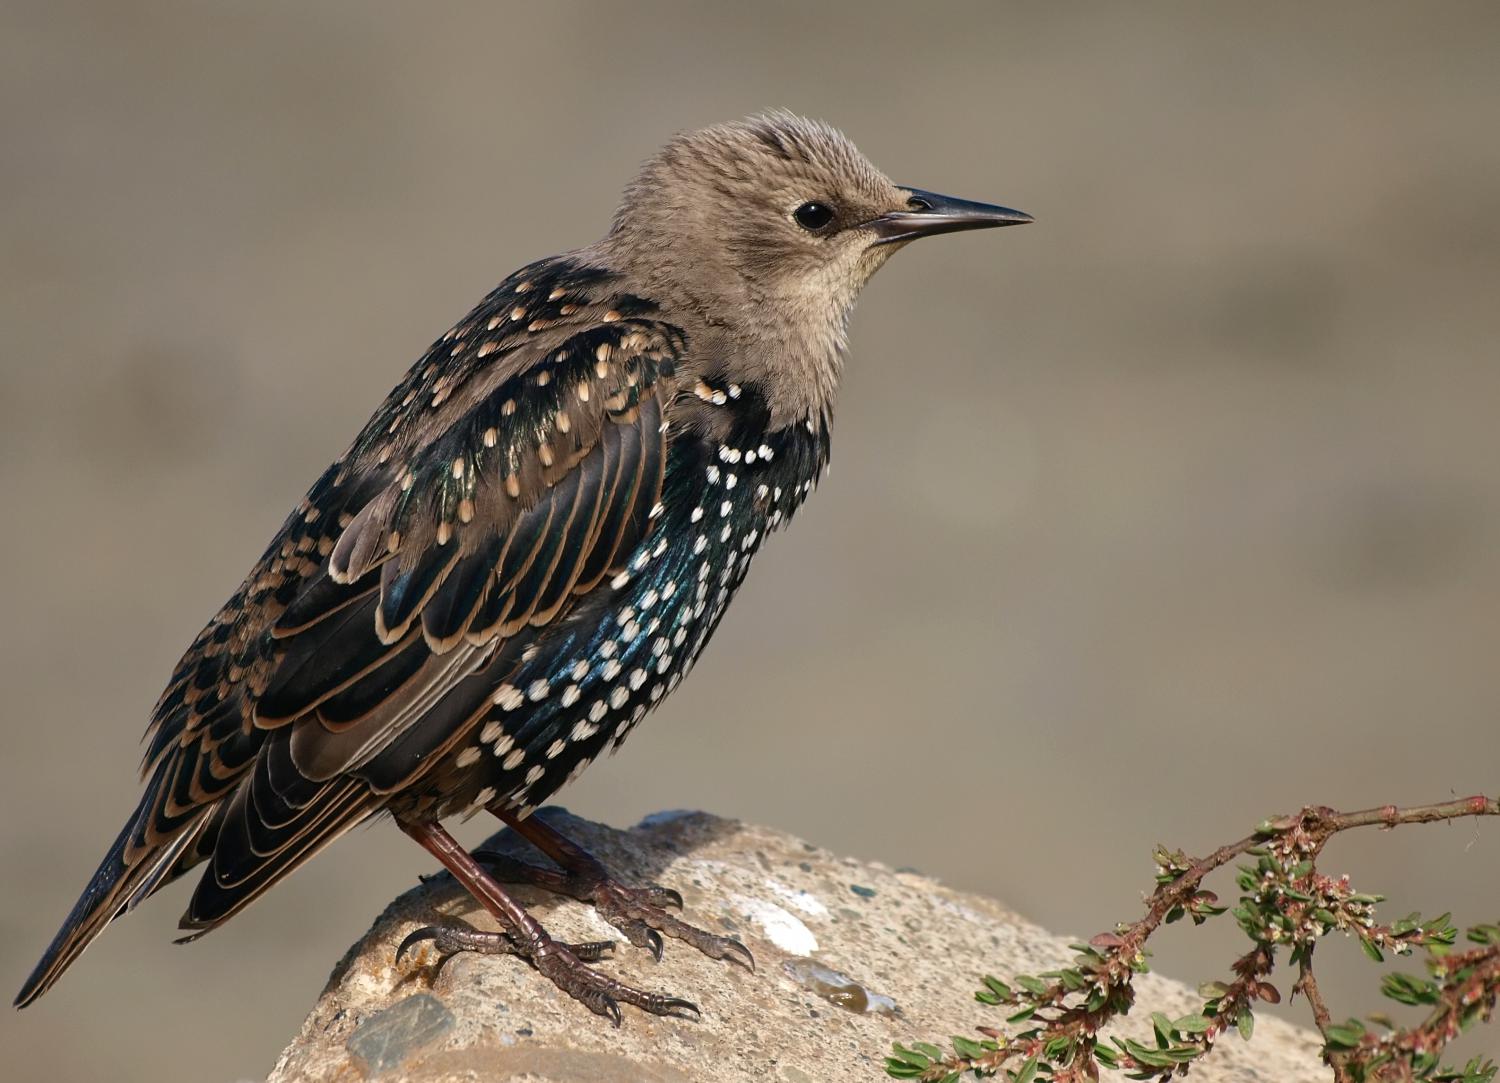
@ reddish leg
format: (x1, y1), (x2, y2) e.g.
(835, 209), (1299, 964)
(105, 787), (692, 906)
(475, 810), (753, 972)
(395, 818), (698, 1025)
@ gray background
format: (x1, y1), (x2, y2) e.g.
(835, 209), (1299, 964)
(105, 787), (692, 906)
(3, 3), (1496, 1079)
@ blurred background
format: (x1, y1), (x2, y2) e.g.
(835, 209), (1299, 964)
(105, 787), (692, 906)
(3, 2), (1497, 1079)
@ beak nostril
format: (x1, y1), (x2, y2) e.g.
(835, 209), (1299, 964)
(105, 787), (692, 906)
(906, 195), (933, 211)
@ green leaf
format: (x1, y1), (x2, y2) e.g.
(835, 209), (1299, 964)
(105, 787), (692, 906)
(1381, 972), (1436, 1006)
(1124, 1037), (1200, 1068)
(1151, 1012), (1174, 1046)
(1016, 974), (1048, 997)
(1123, 1039), (1170, 1068)
(1323, 1020), (1366, 1049)
(1237, 1009), (1255, 1041)
(982, 975), (1013, 1001)
(1466, 923), (1500, 946)
(1013, 1058), (1039, 1083)
(1175, 1014), (1213, 1034)
(885, 1049), (929, 1079)
(1360, 937), (1384, 962)
(1042, 1035), (1071, 1059)
(951, 1036), (986, 1059)
(887, 1044), (931, 1070)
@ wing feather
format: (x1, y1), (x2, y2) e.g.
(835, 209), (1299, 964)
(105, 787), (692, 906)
(418, 537), (506, 651)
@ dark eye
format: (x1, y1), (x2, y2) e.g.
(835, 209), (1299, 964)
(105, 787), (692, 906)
(793, 201), (835, 231)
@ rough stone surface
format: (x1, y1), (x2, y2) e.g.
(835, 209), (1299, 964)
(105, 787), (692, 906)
(268, 811), (1324, 1082)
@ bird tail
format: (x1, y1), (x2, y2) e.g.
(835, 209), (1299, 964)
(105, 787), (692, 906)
(13, 802), (214, 1008)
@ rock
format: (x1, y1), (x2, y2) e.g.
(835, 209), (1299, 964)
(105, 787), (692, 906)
(268, 810), (1323, 1082)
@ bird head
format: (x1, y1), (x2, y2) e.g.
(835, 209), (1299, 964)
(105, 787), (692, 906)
(601, 112), (1030, 423)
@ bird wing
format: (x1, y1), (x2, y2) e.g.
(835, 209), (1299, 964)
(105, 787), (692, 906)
(258, 312), (679, 772)
(18, 258), (682, 1003)
(180, 274), (682, 929)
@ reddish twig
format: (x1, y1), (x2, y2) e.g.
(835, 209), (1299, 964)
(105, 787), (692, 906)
(888, 794), (1499, 1083)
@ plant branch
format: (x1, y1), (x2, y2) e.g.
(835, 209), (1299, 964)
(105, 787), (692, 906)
(1295, 947), (1352, 1083)
(886, 793), (1499, 1083)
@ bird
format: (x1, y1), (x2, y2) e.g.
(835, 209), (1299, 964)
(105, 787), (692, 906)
(15, 111), (1030, 1023)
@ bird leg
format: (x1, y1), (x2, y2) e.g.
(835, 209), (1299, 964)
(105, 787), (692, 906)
(474, 809), (754, 972)
(395, 818), (698, 1025)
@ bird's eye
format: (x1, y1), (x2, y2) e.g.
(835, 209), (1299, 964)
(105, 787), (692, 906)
(793, 202), (835, 231)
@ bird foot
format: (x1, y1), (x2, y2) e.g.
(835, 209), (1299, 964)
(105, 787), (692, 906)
(395, 920), (696, 1024)
(473, 848), (754, 972)
(533, 939), (700, 1026)
(592, 878), (755, 970)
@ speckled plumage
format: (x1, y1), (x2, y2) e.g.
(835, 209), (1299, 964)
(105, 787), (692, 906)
(18, 112), (1028, 1017)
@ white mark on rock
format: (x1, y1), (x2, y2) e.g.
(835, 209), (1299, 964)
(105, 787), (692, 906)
(764, 879), (831, 919)
(728, 894), (819, 955)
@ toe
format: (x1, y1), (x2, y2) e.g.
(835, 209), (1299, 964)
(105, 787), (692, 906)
(564, 939), (617, 963)
(606, 914), (664, 957)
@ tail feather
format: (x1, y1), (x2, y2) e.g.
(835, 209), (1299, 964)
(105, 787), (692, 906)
(13, 806), (213, 1008)
(178, 766), (377, 935)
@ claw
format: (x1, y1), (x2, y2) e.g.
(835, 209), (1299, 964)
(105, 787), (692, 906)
(656, 996), (700, 1019)
(644, 927), (664, 962)
(721, 937), (755, 973)
(600, 994), (622, 1028)
(653, 886), (685, 910)
(396, 926), (440, 966)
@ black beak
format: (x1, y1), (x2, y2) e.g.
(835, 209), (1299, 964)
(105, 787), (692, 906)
(865, 188), (1033, 245)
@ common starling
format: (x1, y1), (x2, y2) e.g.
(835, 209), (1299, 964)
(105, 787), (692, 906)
(16, 112), (1029, 1021)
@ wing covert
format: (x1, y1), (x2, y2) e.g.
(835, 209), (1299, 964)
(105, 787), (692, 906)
(260, 313), (681, 788)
